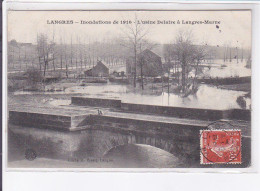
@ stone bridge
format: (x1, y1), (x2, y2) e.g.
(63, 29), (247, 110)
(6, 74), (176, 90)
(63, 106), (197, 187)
(8, 97), (251, 166)
(9, 109), (207, 163)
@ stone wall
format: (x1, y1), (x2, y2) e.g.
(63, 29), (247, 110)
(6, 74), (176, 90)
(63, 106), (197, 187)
(230, 109), (251, 121)
(121, 103), (224, 121)
(71, 97), (251, 121)
(8, 110), (91, 131)
(9, 111), (72, 130)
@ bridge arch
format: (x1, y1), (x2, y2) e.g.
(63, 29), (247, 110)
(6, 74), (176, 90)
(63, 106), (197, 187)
(72, 129), (199, 162)
(96, 132), (182, 158)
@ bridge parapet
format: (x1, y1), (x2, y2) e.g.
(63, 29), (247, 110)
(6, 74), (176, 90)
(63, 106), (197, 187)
(71, 97), (122, 108)
(8, 110), (92, 131)
(71, 96), (251, 121)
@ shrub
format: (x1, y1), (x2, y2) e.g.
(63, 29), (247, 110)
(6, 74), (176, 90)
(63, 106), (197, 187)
(25, 68), (43, 88)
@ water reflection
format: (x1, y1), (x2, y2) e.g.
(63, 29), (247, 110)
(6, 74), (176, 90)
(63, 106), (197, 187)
(14, 83), (250, 110)
(104, 144), (181, 168)
(49, 84), (248, 110)
(8, 126), (183, 168)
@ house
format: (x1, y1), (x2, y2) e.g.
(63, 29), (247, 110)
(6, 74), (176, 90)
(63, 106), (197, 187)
(126, 49), (163, 77)
(84, 61), (109, 77)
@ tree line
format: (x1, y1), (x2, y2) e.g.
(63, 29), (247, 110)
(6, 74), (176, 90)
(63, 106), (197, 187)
(9, 19), (249, 96)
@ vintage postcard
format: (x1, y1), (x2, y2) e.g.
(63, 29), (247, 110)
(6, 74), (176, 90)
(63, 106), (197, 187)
(5, 10), (251, 169)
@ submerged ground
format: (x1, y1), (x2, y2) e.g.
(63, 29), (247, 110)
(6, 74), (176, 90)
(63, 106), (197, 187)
(7, 59), (251, 168)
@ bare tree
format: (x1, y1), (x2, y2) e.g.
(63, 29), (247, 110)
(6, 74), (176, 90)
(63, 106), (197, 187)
(24, 45), (27, 69)
(170, 29), (208, 96)
(36, 33), (54, 79)
(163, 44), (174, 93)
(8, 40), (16, 68)
(173, 30), (194, 94)
(70, 35), (73, 70)
(229, 46), (232, 62)
(59, 37), (63, 72)
(137, 40), (158, 90)
(223, 43), (229, 63)
(63, 38), (69, 79)
(52, 29), (56, 71)
(75, 36), (78, 70)
(36, 34), (42, 71)
(192, 44), (209, 88)
(18, 45), (21, 70)
(241, 46), (244, 62)
(121, 13), (150, 88)
(83, 39), (87, 69)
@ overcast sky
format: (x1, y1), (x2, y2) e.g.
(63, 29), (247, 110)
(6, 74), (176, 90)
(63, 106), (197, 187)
(8, 10), (251, 49)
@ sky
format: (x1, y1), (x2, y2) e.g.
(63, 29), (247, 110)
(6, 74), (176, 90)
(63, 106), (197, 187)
(7, 10), (251, 48)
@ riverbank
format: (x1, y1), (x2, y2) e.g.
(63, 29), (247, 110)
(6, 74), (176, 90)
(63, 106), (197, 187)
(217, 83), (251, 92)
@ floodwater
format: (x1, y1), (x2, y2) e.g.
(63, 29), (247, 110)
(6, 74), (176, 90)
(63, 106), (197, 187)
(15, 83), (250, 110)
(8, 144), (182, 168)
(103, 144), (182, 168)
(50, 83), (248, 110)
(8, 60), (251, 168)
(202, 59), (251, 78)
(14, 59), (251, 110)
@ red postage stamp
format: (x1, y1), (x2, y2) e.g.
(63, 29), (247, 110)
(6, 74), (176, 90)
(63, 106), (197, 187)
(200, 130), (242, 164)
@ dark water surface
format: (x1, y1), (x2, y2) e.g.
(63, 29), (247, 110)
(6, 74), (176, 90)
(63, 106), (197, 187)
(8, 126), (184, 168)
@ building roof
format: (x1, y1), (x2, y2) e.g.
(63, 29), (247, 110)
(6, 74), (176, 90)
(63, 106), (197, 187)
(138, 49), (161, 59)
(85, 61), (108, 73)
(96, 61), (108, 68)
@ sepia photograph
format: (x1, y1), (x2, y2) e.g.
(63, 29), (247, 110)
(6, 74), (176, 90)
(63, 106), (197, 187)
(6, 10), (251, 169)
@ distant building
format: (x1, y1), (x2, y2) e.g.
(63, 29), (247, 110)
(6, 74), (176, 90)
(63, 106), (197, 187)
(8, 40), (37, 70)
(84, 61), (109, 77)
(126, 49), (163, 77)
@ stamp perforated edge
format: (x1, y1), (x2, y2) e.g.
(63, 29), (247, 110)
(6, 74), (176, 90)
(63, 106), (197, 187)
(200, 129), (242, 165)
